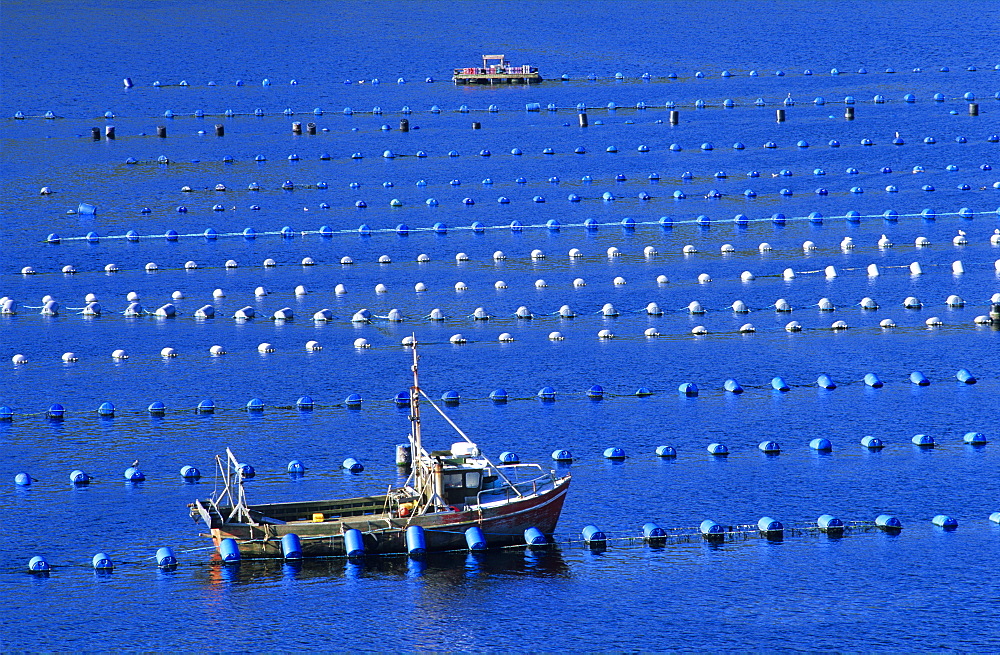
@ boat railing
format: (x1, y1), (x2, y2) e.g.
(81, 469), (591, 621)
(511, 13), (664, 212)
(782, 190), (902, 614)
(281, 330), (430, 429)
(475, 464), (560, 505)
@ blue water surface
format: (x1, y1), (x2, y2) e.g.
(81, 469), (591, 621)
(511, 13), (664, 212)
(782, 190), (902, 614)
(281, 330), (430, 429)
(2, 0), (1000, 650)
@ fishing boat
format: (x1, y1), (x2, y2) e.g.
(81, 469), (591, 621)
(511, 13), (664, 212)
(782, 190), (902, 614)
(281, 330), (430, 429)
(189, 343), (571, 559)
(452, 54), (542, 84)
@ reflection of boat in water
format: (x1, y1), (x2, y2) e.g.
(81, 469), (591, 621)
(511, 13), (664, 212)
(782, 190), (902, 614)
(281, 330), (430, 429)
(189, 342), (571, 559)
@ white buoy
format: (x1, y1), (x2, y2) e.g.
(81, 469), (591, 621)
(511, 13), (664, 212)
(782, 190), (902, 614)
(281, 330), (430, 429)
(688, 301), (705, 314)
(145, 262), (159, 272)
(254, 286), (268, 297)
(531, 249), (545, 259)
(783, 268), (795, 280)
(213, 289), (226, 298)
(644, 327), (660, 337)
(573, 278), (586, 288)
(877, 318), (896, 329)
(991, 230), (1000, 245)
(643, 246), (657, 257)
(185, 261), (198, 270)
(952, 261), (964, 275)
(720, 243), (735, 253)
(455, 252), (469, 262)
(313, 309), (332, 321)
(258, 342), (275, 353)
(62, 352), (78, 362)
(111, 349), (128, 360)
(263, 258), (277, 267)
(656, 275), (669, 284)
(840, 237), (854, 250)
(340, 256), (353, 265)
(414, 282), (427, 292)
(12, 354), (27, 365)
(831, 320), (848, 330)
(732, 300), (749, 313)
(569, 248), (583, 258)
(309, 340), (326, 350)
(995, 259), (1000, 272)
(493, 250), (506, 260)
(691, 325), (708, 335)
(974, 315), (991, 324)
(498, 332), (514, 342)
(647, 302), (663, 315)
(909, 262), (923, 275)
(428, 308), (444, 321)
(172, 290), (184, 300)
(825, 266), (838, 278)
(416, 254), (430, 263)
(598, 329), (615, 339)
(738, 323), (755, 333)
(334, 283), (346, 295)
(946, 294), (964, 307)
(302, 257), (315, 266)
(378, 255), (392, 263)
(607, 246), (621, 257)
(21, 266), (36, 275)
(374, 283), (387, 294)
(803, 240), (817, 251)
(925, 317), (942, 326)
(818, 298), (835, 311)
(860, 297), (879, 309)
(62, 265), (76, 274)
(992, 293), (1000, 303)
(105, 263), (119, 272)
(878, 235), (893, 248)
(84, 293), (98, 303)
(785, 321), (802, 332)
(273, 307), (293, 321)
(126, 291), (140, 302)
(953, 234), (967, 246)
(351, 310), (370, 323)
(867, 264), (880, 276)
(613, 276), (627, 286)
(740, 271), (755, 282)
(401, 336), (416, 347)
(903, 296), (922, 308)
(161, 347), (178, 358)
(549, 331), (565, 340)
(775, 299), (792, 312)
(682, 245), (697, 254)
(697, 273), (711, 283)
(495, 280), (507, 289)
(915, 236), (930, 247)
(225, 260), (238, 268)
(558, 305), (575, 318)
(602, 303), (618, 317)
(535, 279), (548, 288)
(449, 334), (466, 344)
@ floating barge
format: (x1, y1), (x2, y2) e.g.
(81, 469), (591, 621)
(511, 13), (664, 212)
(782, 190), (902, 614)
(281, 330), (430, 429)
(453, 54), (542, 85)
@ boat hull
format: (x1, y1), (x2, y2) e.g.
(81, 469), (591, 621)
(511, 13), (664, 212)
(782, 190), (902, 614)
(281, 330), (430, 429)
(206, 476), (571, 559)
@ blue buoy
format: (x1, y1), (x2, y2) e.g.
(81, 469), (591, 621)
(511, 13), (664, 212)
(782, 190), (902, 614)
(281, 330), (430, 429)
(655, 445), (677, 458)
(810, 438), (833, 452)
(394, 392), (410, 407)
(643, 523), (667, 542)
(912, 434), (935, 448)
(551, 449), (574, 463)
(490, 389), (508, 403)
(219, 538), (241, 563)
(14, 472), (31, 486)
(47, 403), (65, 420)
(124, 467), (145, 482)
(817, 515), (844, 534)
(196, 400), (215, 414)
(296, 396), (314, 410)
(524, 527), (547, 546)
(816, 374), (837, 390)
(499, 452), (520, 465)
(909, 371), (930, 386)
(237, 463), (255, 479)
(537, 387), (556, 401)
(861, 436), (884, 450)
(587, 385), (604, 400)
(603, 447), (626, 461)
(0, 406), (12, 421)
(758, 441), (781, 454)
(246, 398), (264, 412)
(344, 528), (365, 558)
(758, 517), (783, 536)
(700, 520), (724, 539)
(148, 401), (166, 415)
(875, 515), (902, 531)
(963, 432), (987, 445)
(342, 458), (364, 473)
(707, 443), (728, 457)
(441, 390), (460, 405)
(97, 401), (115, 417)
(582, 525), (607, 547)
(932, 515), (958, 530)
(956, 369), (976, 384)
(465, 526), (487, 551)
(70, 469), (91, 485)
(92, 552), (114, 571)
(771, 376), (790, 392)
(345, 393), (363, 408)
(287, 460), (305, 476)
(281, 534), (303, 559)
(678, 383), (698, 397)
(864, 373), (883, 388)
(28, 555), (50, 573)
(180, 465), (201, 480)
(405, 525), (426, 556)
(156, 546), (177, 570)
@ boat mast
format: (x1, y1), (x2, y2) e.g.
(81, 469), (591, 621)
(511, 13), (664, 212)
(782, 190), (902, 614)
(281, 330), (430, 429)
(409, 338), (422, 462)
